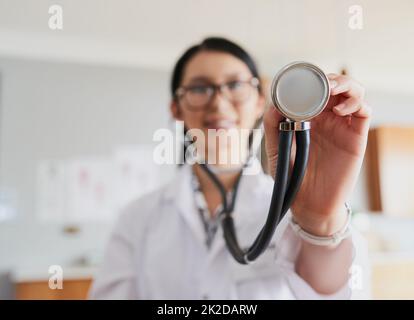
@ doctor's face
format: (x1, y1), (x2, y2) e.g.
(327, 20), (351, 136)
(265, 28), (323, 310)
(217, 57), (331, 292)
(171, 51), (265, 166)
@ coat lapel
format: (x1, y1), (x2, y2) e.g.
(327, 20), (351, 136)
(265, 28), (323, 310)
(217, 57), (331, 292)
(163, 165), (207, 248)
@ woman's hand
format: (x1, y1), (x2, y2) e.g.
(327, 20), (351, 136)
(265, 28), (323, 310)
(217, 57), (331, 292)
(264, 74), (372, 236)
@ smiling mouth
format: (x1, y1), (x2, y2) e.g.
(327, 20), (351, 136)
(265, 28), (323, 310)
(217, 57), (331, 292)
(203, 119), (238, 130)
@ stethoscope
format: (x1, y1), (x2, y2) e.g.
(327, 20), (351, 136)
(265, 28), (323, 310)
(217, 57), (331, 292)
(196, 61), (331, 264)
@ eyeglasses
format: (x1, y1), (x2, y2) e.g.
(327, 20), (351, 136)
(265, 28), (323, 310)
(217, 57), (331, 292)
(175, 78), (260, 110)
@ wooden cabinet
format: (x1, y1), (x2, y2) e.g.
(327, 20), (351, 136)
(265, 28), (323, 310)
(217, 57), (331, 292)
(366, 126), (414, 216)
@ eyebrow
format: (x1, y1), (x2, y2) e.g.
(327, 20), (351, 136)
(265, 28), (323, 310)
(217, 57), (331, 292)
(185, 73), (250, 85)
(186, 76), (211, 84)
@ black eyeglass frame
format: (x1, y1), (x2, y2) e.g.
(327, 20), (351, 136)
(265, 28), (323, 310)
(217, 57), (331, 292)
(175, 77), (260, 110)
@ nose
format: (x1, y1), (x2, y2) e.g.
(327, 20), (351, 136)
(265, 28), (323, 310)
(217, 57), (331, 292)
(208, 88), (234, 114)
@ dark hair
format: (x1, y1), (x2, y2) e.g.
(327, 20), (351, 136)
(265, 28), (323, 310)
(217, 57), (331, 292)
(171, 37), (262, 98)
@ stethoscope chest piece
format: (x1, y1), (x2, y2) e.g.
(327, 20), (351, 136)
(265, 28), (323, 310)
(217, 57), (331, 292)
(271, 61), (330, 123)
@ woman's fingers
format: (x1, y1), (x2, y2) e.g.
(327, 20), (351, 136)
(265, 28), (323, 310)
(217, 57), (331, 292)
(327, 73), (365, 99)
(327, 73), (371, 119)
(350, 100), (372, 133)
(327, 73), (371, 132)
(332, 96), (360, 116)
(331, 96), (372, 133)
(353, 100), (372, 118)
(333, 98), (372, 118)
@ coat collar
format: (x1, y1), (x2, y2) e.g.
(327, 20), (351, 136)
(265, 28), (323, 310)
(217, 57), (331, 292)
(163, 158), (267, 218)
(159, 158), (290, 261)
(162, 158), (273, 259)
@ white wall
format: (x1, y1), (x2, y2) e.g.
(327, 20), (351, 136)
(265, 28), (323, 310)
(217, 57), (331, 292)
(0, 57), (172, 222)
(0, 58), (174, 274)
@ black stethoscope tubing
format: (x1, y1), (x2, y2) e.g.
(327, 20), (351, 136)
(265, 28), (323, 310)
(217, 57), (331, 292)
(199, 126), (310, 264)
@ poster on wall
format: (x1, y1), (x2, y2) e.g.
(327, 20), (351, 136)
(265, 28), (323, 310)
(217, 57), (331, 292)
(36, 145), (167, 223)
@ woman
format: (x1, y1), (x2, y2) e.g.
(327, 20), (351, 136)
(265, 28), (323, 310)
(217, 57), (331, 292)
(90, 37), (371, 299)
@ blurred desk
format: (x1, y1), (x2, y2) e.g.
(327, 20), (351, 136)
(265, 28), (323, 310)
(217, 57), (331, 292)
(16, 279), (92, 300)
(13, 267), (95, 300)
(371, 252), (414, 299)
(12, 257), (414, 300)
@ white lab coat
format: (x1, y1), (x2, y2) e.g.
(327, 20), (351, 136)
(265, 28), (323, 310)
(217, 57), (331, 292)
(89, 159), (371, 300)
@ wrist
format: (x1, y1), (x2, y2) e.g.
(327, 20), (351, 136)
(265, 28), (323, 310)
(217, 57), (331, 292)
(292, 204), (350, 237)
(290, 203), (352, 247)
